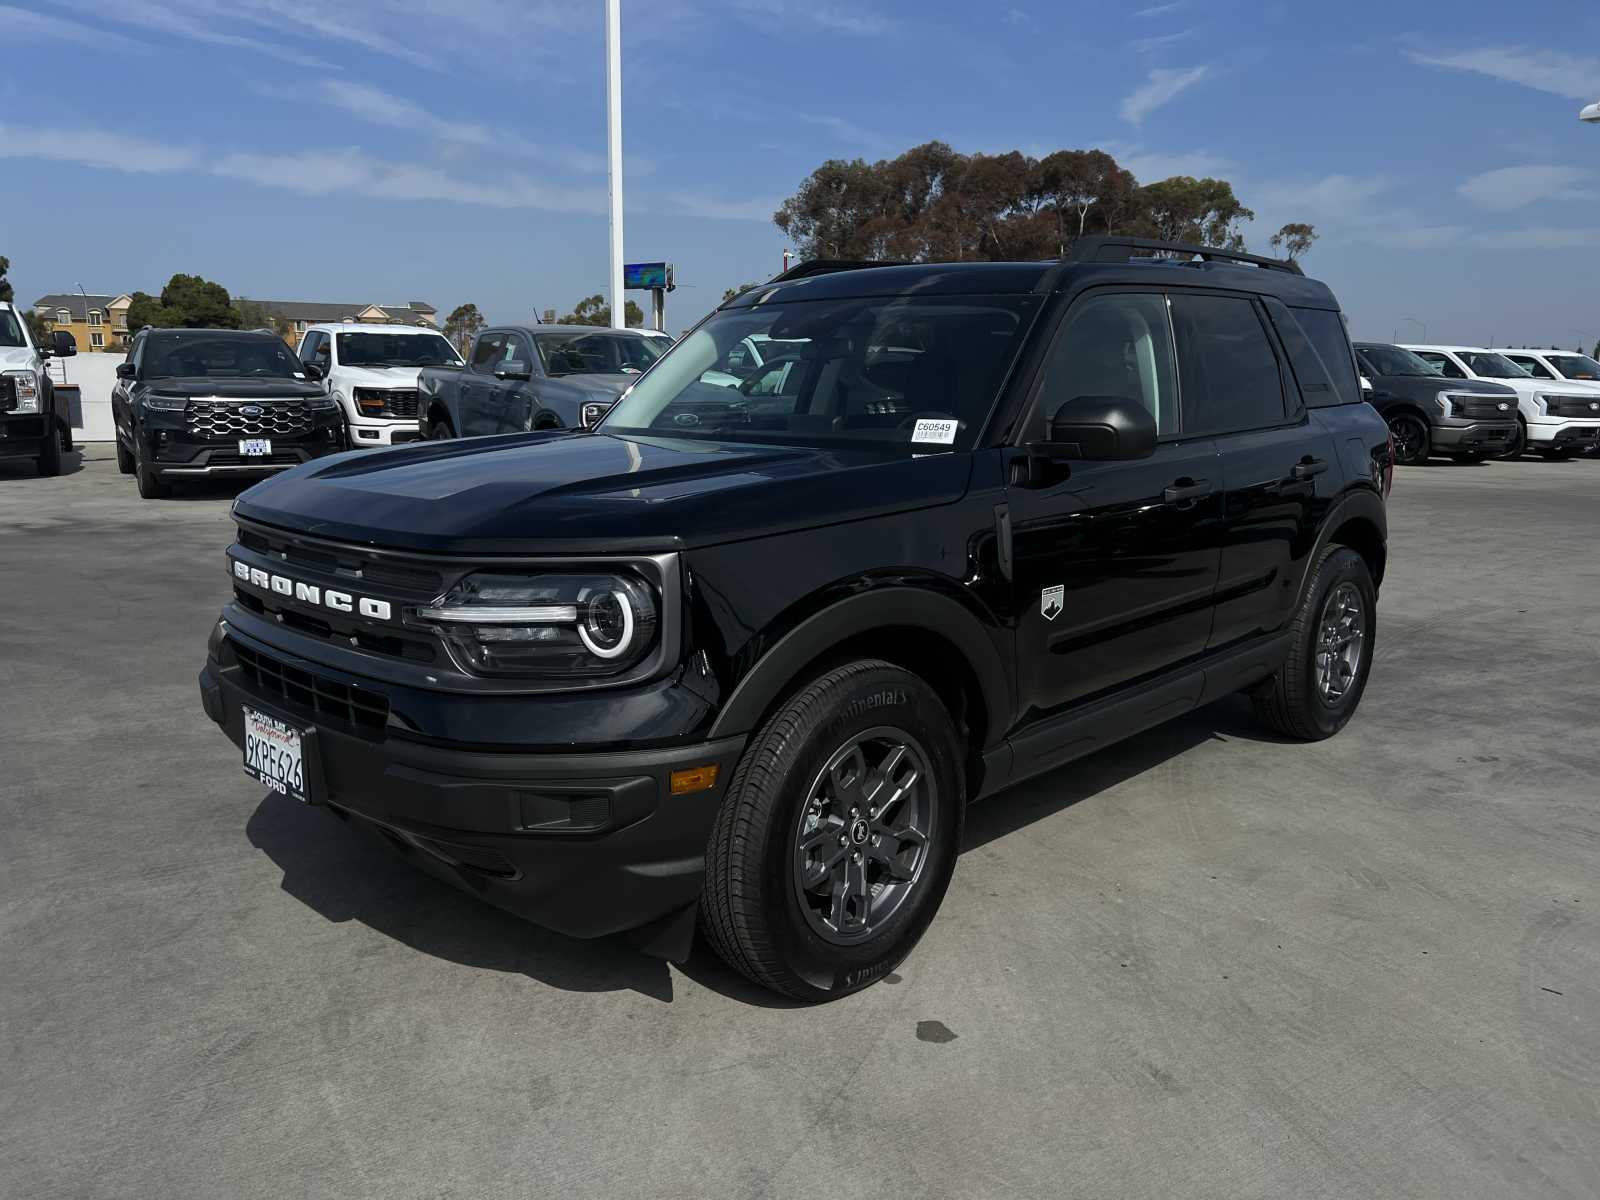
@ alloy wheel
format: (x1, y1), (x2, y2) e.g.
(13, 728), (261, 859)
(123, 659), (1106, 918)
(1315, 581), (1366, 706)
(791, 727), (935, 945)
(1387, 414), (1427, 464)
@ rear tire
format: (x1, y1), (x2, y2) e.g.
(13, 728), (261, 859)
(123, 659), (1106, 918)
(36, 421), (63, 477)
(1538, 447), (1575, 461)
(115, 436), (135, 475)
(1385, 413), (1430, 465)
(1251, 546), (1376, 741)
(701, 660), (964, 1002)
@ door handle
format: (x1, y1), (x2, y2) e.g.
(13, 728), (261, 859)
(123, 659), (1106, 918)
(1290, 457), (1328, 480)
(1162, 478), (1214, 503)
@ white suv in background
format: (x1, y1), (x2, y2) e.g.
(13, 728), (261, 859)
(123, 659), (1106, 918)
(297, 323), (464, 448)
(1402, 344), (1600, 460)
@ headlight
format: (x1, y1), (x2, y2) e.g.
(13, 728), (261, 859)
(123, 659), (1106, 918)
(415, 572), (659, 677)
(6, 370), (39, 413)
(143, 393), (188, 411)
(308, 394), (340, 411)
(581, 400), (613, 428)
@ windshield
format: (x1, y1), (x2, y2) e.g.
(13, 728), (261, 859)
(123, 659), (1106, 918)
(1546, 353), (1600, 380)
(0, 310), (26, 348)
(1356, 345), (1442, 377)
(141, 333), (306, 380)
(1459, 352), (1530, 379)
(336, 331), (461, 368)
(535, 331), (665, 376)
(601, 295), (1038, 450)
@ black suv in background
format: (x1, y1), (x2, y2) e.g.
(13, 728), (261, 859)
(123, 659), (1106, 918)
(200, 239), (1391, 1001)
(113, 328), (346, 498)
(1354, 342), (1519, 464)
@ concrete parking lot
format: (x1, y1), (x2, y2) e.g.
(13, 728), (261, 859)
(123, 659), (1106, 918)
(2, 448), (1597, 1199)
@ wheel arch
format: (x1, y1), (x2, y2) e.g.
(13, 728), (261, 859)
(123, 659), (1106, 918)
(424, 402), (454, 435)
(1315, 490), (1387, 594)
(706, 586), (1011, 796)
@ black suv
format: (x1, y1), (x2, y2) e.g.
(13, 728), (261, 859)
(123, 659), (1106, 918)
(199, 239), (1391, 1001)
(1354, 342), (1519, 464)
(113, 328), (346, 498)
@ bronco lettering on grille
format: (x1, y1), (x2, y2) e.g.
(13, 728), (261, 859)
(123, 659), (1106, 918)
(231, 557), (393, 621)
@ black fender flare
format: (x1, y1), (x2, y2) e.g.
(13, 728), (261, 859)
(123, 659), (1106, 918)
(706, 585), (1011, 746)
(1295, 486), (1387, 602)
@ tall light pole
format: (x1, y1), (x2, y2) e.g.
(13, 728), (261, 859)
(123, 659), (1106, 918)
(606, 0), (624, 329)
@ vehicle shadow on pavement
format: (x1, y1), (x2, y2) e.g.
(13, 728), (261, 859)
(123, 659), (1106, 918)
(245, 795), (679, 1002)
(245, 694), (1287, 1008)
(0, 450), (85, 479)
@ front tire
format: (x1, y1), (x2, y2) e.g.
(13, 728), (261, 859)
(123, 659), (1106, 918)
(1251, 546), (1376, 741)
(1538, 447), (1575, 461)
(1386, 413), (1430, 465)
(133, 438), (169, 499)
(428, 419), (453, 441)
(36, 420), (63, 477)
(701, 660), (964, 1002)
(116, 436), (135, 474)
(1498, 419), (1526, 459)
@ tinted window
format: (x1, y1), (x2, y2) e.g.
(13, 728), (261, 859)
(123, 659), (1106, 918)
(1355, 345), (1442, 377)
(337, 331), (460, 367)
(1263, 298), (1331, 408)
(0, 309), (25, 348)
(1290, 307), (1361, 405)
(1170, 295), (1285, 434)
(1505, 354), (1553, 379)
(1414, 351), (1464, 379)
(141, 334), (305, 380)
(471, 332), (508, 369)
(535, 331), (665, 376)
(1030, 292), (1178, 439)
(1546, 353), (1600, 380)
(302, 331), (329, 363)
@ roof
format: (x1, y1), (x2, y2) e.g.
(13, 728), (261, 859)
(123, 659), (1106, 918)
(136, 327), (289, 339)
(727, 256), (1340, 310)
(1399, 345), (1492, 353)
(497, 324), (663, 337)
(33, 293), (123, 319)
(302, 321), (450, 334)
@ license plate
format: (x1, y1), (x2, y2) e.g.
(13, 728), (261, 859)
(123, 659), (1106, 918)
(242, 705), (308, 803)
(239, 438), (273, 456)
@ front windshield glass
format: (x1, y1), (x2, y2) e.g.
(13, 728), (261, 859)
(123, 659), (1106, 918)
(1357, 345), (1441, 377)
(535, 331), (665, 376)
(1459, 352), (1530, 379)
(142, 333), (305, 380)
(601, 295), (1038, 450)
(0, 310), (26, 348)
(336, 331), (461, 368)
(1546, 353), (1600, 380)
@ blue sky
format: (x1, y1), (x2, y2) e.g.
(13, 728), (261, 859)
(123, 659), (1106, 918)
(5, 0), (1600, 346)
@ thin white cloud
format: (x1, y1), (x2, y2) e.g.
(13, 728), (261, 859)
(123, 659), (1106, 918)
(1477, 226), (1600, 250)
(2, 6), (148, 50)
(667, 193), (781, 222)
(1406, 47), (1600, 102)
(730, 0), (892, 36)
(1458, 165), (1596, 211)
(1120, 65), (1211, 124)
(1131, 29), (1194, 54)
(108, 5), (334, 68)
(1132, 1), (1187, 17)
(1115, 147), (1232, 182)
(0, 125), (198, 173)
(1254, 173), (1469, 251)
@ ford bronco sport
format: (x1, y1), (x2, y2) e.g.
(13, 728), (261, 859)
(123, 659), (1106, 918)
(200, 239), (1392, 1001)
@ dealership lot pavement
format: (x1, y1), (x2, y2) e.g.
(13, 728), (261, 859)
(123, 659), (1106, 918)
(2, 449), (1597, 1200)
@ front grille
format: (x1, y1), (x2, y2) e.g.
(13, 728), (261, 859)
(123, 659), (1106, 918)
(353, 388), (420, 418)
(230, 640), (389, 731)
(1546, 396), (1600, 419)
(187, 399), (314, 438)
(1454, 398), (1517, 420)
(236, 525), (444, 593)
(0, 376), (14, 412)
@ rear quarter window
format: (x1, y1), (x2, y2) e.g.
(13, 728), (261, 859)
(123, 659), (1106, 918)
(1288, 306), (1362, 406)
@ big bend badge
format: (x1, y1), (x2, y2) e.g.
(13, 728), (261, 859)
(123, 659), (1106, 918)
(1040, 584), (1064, 622)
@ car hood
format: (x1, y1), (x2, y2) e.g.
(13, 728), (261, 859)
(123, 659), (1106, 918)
(1368, 374), (1517, 399)
(547, 373), (637, 400)
(232, 431), (973, 555)
(1, 346), (40, 371)
(334, 364), (432, 389)
(140, 375), (327, 400)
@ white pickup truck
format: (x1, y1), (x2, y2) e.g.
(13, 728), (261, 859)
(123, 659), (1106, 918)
(0, 301), (77, 475)
(296, 323), (464, 448)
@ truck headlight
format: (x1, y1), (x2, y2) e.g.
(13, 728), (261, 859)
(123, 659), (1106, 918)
(581, 400), (613, 429)
(7, 370), (39, 413)
(415, 572), (659, 677)
(308, 394), (340, 411)
(143, 393), (189, 411)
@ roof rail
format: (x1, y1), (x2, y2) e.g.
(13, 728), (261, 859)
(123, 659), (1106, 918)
(766, 258), (906, 283)
(1068, 235), (1303, 276)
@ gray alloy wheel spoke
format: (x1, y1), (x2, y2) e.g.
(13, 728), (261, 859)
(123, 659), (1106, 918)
(1315, 581), (1366, 705)
(792, 727), (937, 945)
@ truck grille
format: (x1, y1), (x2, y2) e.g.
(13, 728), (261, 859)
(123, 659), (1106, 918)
(353, 388), (420, 418)
(230, 640), (390, 732)
(187, 399), (314, 438)
(1546, 396), (1600, 419)
(1453, 397), (1517, 420)
(0, 376), (14, 412)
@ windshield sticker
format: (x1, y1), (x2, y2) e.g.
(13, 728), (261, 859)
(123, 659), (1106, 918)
(911, 418), (958, 445)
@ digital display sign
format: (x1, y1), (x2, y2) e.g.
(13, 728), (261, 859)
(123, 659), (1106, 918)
(624, 262), (671, 290)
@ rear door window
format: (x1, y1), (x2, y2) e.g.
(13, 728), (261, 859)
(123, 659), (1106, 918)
(1170, 294), (1287, 435)
(1288, 306), (1361, 406)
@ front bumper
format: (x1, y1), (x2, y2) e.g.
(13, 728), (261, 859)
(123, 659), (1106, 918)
(1431, 420), (1519, 450)
(1525, 419), (1600, 449)
(143, 413), (346, 475)
(345, 418), (423, 448)
(199, 636), (746, 940)
(0, 413), (49, 459)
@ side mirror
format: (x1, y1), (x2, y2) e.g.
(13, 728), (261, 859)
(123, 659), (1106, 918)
(1039, 395), (1158, 461)
(115, 361), (137, 380)
(52, 330), (78, 358)
(494, 360), (532, 382)
(302, 361), (325, 381)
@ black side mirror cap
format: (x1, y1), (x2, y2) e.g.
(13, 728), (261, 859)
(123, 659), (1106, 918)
(1033, 395), (1158, 462)
(115, 361), (137, 380)
(52, 330), (78, 358)
(302, 361), (325, 381)
(494, 361), (533, 381)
